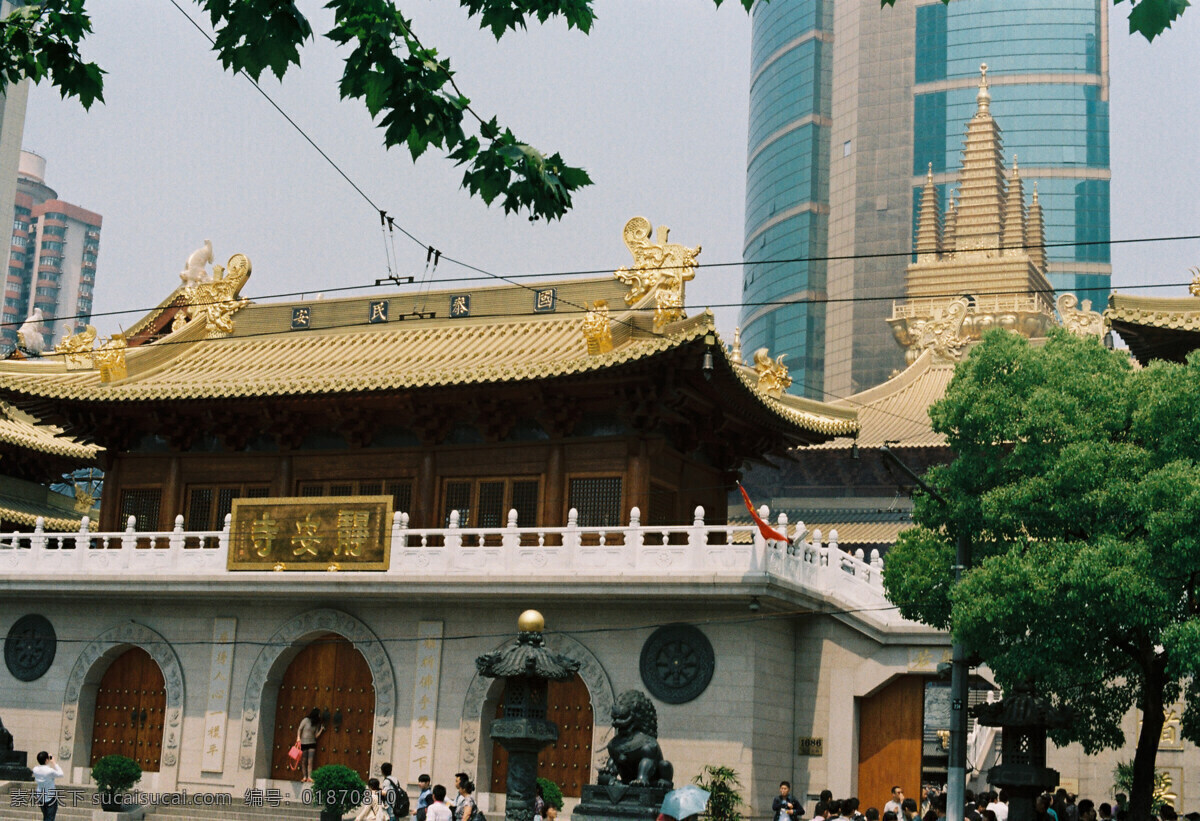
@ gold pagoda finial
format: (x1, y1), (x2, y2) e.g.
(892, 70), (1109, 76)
(613, 217), (700, 332)
(976, 63), (991, 114)
(582, 300), (614, 355)
(753, 348), (791, 398)
(731, 326), (743, 365)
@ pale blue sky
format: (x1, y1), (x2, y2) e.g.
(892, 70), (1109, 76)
(21, 1), (1200, 339)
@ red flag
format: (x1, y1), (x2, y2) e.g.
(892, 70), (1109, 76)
(738, 484), (788, 542)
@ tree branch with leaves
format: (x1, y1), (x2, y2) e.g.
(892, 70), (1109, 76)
(0, 0), (755, 222)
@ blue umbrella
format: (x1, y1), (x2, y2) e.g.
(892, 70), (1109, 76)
(661, 785), (710, 820)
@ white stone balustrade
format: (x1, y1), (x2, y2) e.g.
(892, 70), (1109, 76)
(0, 505), (890, 609)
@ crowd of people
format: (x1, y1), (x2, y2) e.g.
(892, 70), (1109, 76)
(353, 769), (560, 821)
(772, 783), (1200, 821)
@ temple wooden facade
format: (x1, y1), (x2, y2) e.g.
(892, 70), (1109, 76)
(0, 225), (855, 540)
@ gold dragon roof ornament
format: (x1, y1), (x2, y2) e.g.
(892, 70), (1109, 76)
(1189, 266), (1200, 298)
(613, 217), (701, 333)
(753, 348), (792, 398)
(93, 333), (128, 383)
(582, 300), (614, 355)
(1056, 293), (1106, 337)
(909, 297), (972, 363)
(54, 324), (98, 371)
(171, 252), (252, 338)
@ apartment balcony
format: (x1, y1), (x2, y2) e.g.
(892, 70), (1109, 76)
(0, 506), (910, 627)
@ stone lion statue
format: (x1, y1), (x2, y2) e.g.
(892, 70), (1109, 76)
(597, 690), (673, 789)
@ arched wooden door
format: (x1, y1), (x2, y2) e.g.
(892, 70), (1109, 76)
(491, 674), (592, 797)
(90, 647), (166, 772)
(270, 634), (375, 780)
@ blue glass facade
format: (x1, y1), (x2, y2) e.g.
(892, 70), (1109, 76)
(743, 0), (831, 399)
(912, 0), (1110, 305)
(744, 0), (1110, 395)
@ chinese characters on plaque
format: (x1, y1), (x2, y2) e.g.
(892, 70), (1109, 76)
(449, 295), (471, 318)
(408, 621), (444, 784)
(291, 307), (311, 330)
(228, 497), (393, 570)
(201, 618), (237, 772)
(1139, 703), (1186, 752)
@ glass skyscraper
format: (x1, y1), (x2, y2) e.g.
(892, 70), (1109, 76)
(742, 0), (1110, 399)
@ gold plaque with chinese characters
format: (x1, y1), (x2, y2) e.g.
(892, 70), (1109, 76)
(228, 496), (392, 571)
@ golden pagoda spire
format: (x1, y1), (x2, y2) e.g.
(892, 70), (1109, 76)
(915, 163), (943, 261)
(943, 191), (958, 255)
(1002, 155), (1027, 256)
(954, 63), (1007, 256)
(1025, 182), (1047, 272)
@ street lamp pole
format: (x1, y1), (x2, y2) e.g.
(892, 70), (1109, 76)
(880, 445), (970, 821)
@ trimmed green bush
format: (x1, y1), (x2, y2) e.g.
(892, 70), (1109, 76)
(538, 777), (564, 812)
(91, 754), (142, 795)
(312, 764), (367, 817)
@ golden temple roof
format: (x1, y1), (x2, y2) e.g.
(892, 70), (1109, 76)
(0, 400), (98, 461)
(0, 274), (858, 440)
(814, 349), (957, 450)
(1106, 292), (1200, 334)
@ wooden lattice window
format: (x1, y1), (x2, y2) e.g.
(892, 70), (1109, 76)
(119, 488), (162, 531)
(568, 477), (623, 527)
(441, 478), (541, 528)
(296, 480), (414, 515)
(185, 484), (271, 531)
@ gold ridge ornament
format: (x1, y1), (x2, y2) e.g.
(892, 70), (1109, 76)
(54, 325), (98, 370)
(582, 300), (614, 355)
(753, 348), (792, 398)
(93, 333), (128, 383)
(613, 217), (701, 333)
(173, 253), (252, 338)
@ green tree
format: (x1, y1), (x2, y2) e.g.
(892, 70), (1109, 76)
(0, 0), (754, 223)
(881, 0), (1188, 42)
(882, 329), (1200, 821)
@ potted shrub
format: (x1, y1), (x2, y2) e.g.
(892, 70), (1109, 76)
(311, 764), (366, 821)
(91, 754), (142, 812)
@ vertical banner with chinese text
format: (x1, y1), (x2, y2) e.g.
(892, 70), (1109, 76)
(201, 617), (237, 772)
(408, 621), (444, 783)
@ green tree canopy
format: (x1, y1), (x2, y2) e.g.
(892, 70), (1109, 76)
(883, 329), (1200, 821)
(0, 0), (753, 222)
(882, 0), (1189, 42)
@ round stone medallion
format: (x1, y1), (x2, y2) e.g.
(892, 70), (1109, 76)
(5, 614), (56, 682)
(639, 623), (714, 704)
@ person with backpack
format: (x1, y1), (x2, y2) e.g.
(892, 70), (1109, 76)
(380, 763), (410, 821)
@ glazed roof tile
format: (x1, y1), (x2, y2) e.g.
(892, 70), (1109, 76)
(0, 400), (98, 460)
(811, 349), (956, 450)
(0, 276), (858, 439)
(1105, 292), (1200, 332)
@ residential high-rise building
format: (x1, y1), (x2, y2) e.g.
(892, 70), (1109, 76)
(741, 0), (1110, 399)
(4, 151), (101, 349)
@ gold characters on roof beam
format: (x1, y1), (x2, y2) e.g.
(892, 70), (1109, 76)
(753, 348), (792, 398)
(171, 252), (253, 338)
(613, 216), (700, 333)
(582, 300), (614, 355)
